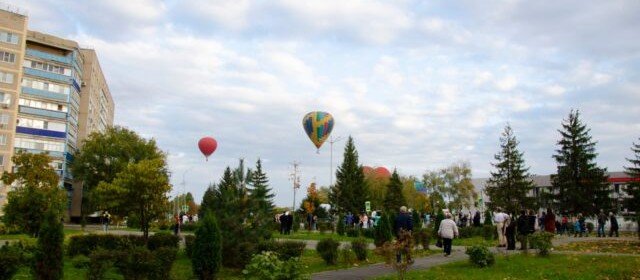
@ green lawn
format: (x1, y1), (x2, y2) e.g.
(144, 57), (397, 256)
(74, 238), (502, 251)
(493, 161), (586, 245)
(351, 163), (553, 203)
(375, 254), (640, 280)
(273, 231), (373, 242)
(452, 236), (496, 247)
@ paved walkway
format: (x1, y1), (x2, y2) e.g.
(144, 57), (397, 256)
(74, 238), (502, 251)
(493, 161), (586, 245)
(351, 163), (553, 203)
(310, 235), (638, 280)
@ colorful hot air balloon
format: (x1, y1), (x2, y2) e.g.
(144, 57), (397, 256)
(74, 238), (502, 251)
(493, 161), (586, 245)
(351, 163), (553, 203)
(198, 137), (217, 161)
(374, 167), (391, 179)
(302, 111), (334, 151)
(362, 166), (374, 176)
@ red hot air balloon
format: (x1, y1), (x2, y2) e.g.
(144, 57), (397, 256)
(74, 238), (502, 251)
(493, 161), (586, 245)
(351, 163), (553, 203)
(198, 137), (217, 161)
(362, 166), (374, 177)
(374, 167), (391, 179)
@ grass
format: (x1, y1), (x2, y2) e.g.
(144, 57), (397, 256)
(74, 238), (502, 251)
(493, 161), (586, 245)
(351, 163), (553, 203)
(556, 239), (640, 254)
(452, 236), (495, 247)
(374, 254), (640, 280)
(273, 230), (373, 242)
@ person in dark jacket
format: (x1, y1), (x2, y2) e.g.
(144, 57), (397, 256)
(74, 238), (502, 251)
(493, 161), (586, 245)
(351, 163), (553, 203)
(609, 212), (619, 237)
(473, 211), (481, 227)
(517, 210), (529, 250)
(544, 208), (556, 233)
(394, 206), (413, 263)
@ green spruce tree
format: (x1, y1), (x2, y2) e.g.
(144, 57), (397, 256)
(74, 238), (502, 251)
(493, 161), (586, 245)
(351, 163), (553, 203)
(248, 159), (275, 239)
(383, 170), (407, 213)
(624, 138), (640, 238)
(329, 136), (368, 214)
(192, 211), (222, 280)
(34, 210), (64, 280)
(485, 124), (536, 214)
(551, 110), (610, 215)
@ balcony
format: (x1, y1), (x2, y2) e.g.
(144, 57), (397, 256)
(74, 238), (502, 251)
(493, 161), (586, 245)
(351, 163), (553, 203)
(21, 86), (68, 102)
(19, 106), (67, 119)
(16, 126), (66, 139)
(25, 49), (73, 65)
(23, 67), (72, 84)
(15, 148), (64, 159)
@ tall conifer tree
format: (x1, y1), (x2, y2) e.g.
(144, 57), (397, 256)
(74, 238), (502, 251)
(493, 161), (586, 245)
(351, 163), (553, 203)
(624, 138), (640, 237)
(485, 124), (535, 214)
(551, 110), (610, 215)
(249, 159), (274, 216)
(383, 170), (407, 213)
(329, 136), (368, 214)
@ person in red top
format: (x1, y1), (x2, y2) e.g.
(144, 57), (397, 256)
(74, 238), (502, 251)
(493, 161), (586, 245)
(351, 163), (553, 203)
(561, 215), (569, 235)
(544, 208), (556, 233)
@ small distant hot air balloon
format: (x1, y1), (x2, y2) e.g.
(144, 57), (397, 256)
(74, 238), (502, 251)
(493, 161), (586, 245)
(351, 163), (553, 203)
(198, 137), (217, 161)
(374, 167), (391, 179)
(302, 111), (334, 152)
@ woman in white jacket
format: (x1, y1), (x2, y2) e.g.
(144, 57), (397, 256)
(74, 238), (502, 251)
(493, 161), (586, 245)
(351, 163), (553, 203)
(438, 213), (459, 257)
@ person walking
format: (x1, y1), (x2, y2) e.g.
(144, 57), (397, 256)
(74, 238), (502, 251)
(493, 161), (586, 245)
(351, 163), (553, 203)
(609, 212), (619, 237)
(394, 206), (414, 262)
(505, 215), (516, 250)
(473, 211), (481, 227)
(544, 208), (556, 234)
(573, 216), (582, 237)
(561, 215), (569, 236)
(102, 211), (111, 233)
(494, 208), (508, 247)
(597, 210), (607, 237)
(579, 214), (587, 237)
(438, 212), (459, 257)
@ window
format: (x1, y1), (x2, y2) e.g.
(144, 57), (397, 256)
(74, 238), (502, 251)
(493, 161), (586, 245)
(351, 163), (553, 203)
(26, 60), (66, 75)
(0, 134), (6, 145)
(0, 51), (15, 63)
(21, 78), (70, 95)
(0, 92), (10, 108)
(0, 113), (9, 129)
(0, 155), (4, 166)
(0, 71), (14, 84)
(0, 31), (19, 44)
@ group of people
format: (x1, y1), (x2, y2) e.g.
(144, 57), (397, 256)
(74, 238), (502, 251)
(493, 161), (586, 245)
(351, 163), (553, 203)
(345, 211), (382, 229)
(276, 211), (294, 234)
(173, 213), (198, 235)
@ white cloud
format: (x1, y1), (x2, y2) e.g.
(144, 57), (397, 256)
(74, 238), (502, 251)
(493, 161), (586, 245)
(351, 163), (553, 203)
(495, 76), (518, 91)
(373, 56), (404, 87)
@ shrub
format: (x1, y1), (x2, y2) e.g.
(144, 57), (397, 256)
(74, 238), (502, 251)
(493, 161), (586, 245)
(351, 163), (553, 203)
(482, 225), (496, 241)
(351, 238), (368, 261)
(361, 228), (374, 239)
(586, 222), (594, 234)
(465, 245), (495, 268)
(114, 247), (156, 280)
(458, 226), (484, 238)
(317, 221), (332, 233)
(316, 238), (339, 265)
(147, 232), (179, 250)
(413, 228), (431, 250)
(150, 247), (177, 279)
(87, 249), (118, 280)
(336, 216), (346, 236)
(412, 211), (422, 229)
(242, 251), (306, 280)
(257, 241), (306, 260)
(346, 228), (359, 237)
(71, 255), (90, 269)
(339, 245), (356, 266)
(33, 210), (64, 280)
(530, 232), (554, 256)
(180, 223), (197, 232)
(192, 211), (222, 280)
(68, 234), (145, 257)
(184, 235), (196, 258)
(483, 210), (493, 225)
(0, 243), (23, 280)
(373, 214), (393, 247)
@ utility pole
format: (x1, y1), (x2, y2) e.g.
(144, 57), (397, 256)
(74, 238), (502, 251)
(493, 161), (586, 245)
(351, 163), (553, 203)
(290, 161), (301, 212)
(329, 136), (343, 187)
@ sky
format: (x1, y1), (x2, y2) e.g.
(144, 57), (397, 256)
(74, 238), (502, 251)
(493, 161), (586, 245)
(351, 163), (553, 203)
(8, 0), (640, 207)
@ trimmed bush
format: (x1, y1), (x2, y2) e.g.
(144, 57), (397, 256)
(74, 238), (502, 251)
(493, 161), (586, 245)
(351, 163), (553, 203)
(242, 251), (305, 280)
(87, 249), (118, 280)
(192, 211), (222, 280)
(373, 214), (393, 247)
(339, 245), (356, 265)
(351, 238), (368, 261)
(458, 226), (484, 238)
(530, 232), (554, 256)
(465, 245), (495, 268)
(184, 235), (196, 258)
(0, 243), (23, 280)
(336, 215), (346, 236)
(147, 232), (179, 250)
(317, 221), (332, 233)
(34, 210), (64, 280)
(413, 228), (431, 250)
(257, 240), (306, 260)
(482, 225), (496, 240)
(316, 238), (339, 265)
(114, 247), (155, 280)
(71, 255), (90, 269)
(346, 228), (360, 237)
(180, 223), (198, 232)
(67, 234), (145, 257)
(361, 228), (374, 239)
(150, 247), (177, 279)
(483, 210), (492, 225)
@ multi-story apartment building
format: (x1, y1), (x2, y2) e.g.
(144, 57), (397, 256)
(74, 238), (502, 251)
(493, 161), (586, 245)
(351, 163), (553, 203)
(0, 5), (114, 219)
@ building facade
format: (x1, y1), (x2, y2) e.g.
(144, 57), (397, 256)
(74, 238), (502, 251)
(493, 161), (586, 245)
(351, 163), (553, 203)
(0, 5), (114, 219)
